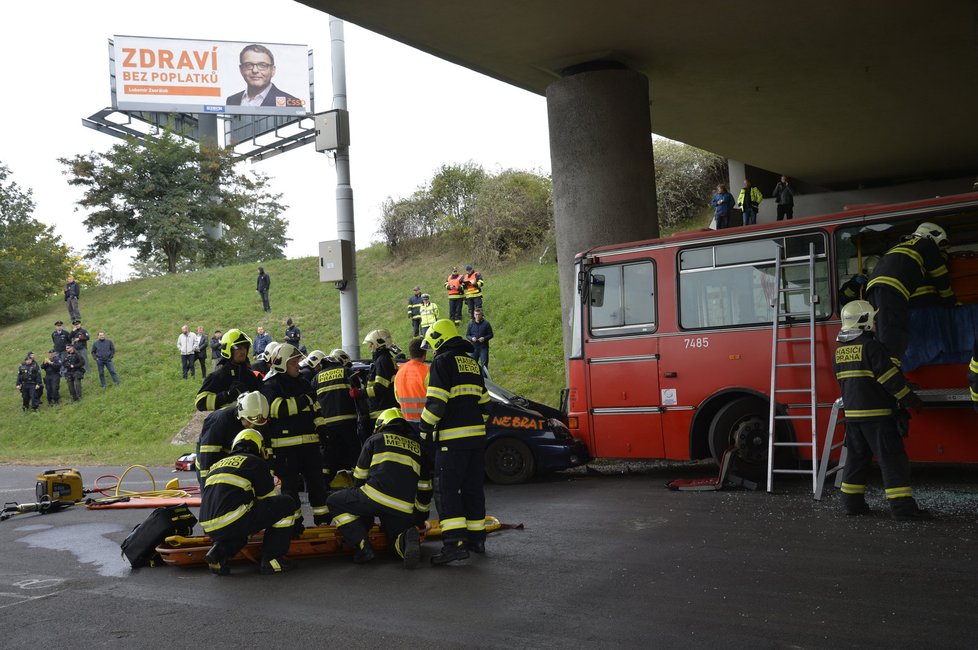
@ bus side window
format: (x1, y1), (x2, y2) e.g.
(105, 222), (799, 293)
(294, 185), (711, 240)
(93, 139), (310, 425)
(589, 261), (655, 335)
(590, 274), (606, 307)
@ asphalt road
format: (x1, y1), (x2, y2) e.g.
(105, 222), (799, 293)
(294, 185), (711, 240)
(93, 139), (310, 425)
(2, 462), (978, 649)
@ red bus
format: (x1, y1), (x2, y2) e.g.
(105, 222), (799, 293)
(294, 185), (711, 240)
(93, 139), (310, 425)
(565, 191), (978, 477)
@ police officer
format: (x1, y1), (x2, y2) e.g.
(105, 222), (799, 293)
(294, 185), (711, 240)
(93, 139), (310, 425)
(407, 286), (424, 337)
(40, 350), (62, 405)
(196, 329), (262, 411)
(866, 222), (956, 366)
(196, 391), (270, 490)
(419, 294), (440, 337)
(312, 349), (361, 484)
(363, 329), (399, 429)
(200, 429), (297, 576)
(261, 343), (330, 531)
(326, 408), (431, 567)
(16, 353), (42, 412)
(284, 318), (301, 348)
(833, 300), (929, 521)
(51, 321), (71, 359)
(419, 319), (490, 564)
(62, 344), (85, 402)
(70, 319), (89, 369)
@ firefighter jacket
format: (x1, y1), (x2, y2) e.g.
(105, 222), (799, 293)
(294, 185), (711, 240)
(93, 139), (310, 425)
(260, 373), (321, 451)
(866, 235), (954, 303)
(352, 420), (433, 517)
(394, 358), (429, 423)
(462, 270), (484, 298)
(445, 273), (464, 298)
(419, 337), (489, 447)
(16, 361), (40, 387)
(833, 331), (913, 420)
(419, 301), (440, 329)
(969, 336), (978, 405)
(200, 450), (279, 534)
(195, 361), (262, 411)
(366, 348), (398, 419)
(197, 406), (244, 481)
(51, 328), (71, 354)
(407, 293), (423, 321)
(62, 351), (85, 377)
(312, 361), (358, 428)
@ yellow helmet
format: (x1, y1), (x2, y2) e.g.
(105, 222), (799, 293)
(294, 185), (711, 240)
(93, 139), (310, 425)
(840, 300), (877, 332)
(374, 407), (407, 432)
(362, 329), (393, 349)
(232, 428), (268, 459)
(422, 319), (460, 351)
(221, 329), (252, 359)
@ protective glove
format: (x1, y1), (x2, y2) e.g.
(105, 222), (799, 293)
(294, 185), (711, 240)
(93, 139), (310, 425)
(412, 509), (428, 528)
(901, 391), (924, 415)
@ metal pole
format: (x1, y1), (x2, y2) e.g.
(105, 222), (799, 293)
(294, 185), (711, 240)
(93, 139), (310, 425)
(330, 17), (361, 359)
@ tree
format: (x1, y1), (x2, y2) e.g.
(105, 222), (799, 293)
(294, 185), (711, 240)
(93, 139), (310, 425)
(652, 139), (727, 229)
(223, 171), (290, 264)
(60, 128), (243, 274)
(0, 163), (87, 323)
(429, 162), (486, 231)
(470, 169), (553, 263)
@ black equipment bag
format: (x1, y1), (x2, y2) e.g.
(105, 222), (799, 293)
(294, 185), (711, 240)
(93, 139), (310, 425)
(121, 504), (197, 568)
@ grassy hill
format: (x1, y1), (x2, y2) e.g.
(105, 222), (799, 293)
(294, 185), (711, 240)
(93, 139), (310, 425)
(0, 241), (563, 465)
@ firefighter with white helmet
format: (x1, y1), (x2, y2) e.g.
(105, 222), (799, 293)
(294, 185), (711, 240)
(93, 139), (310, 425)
(260, 343), (330, 532)
(196, 391), (270, 490)
(362, 329), (399, 430)
(200, 429), (297, 576)
(195, 328), (262, 411)
(312, 348), (361, 483)
(299, 349), (327, 384)
(866, 221), (956, 366)
(833, 300), (929, 521)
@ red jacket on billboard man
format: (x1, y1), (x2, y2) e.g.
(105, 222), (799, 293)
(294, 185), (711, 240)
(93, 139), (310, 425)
(225, 44), (302, 108)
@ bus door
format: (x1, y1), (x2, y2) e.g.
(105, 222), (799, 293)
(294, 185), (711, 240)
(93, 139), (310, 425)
(584, 260), (664, 458)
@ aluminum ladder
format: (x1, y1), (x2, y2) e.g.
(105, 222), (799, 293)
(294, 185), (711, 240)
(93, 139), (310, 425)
(767, 241), (819, 493)
(814, 398), (848, 500)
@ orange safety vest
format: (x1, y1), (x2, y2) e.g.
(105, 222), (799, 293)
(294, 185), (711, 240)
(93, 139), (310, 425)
(446, 274), (464, 297)
(463, 271), (482, 297)
(394, 359), (429, 422)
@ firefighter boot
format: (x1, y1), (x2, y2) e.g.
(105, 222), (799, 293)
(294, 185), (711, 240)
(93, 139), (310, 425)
(259, 557), (296, 575)
(465, 540), (486, 554)
(398, 526), (421, 569)
(205, 545), (230, 576)
(890, 497), (932, 522)
(431, 540), (469, 566)
(353, 539), (376, 564)
(841, 492), (872, 516)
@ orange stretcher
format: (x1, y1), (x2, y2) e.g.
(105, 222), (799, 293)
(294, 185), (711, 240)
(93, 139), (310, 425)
(156, 516), (505, 567)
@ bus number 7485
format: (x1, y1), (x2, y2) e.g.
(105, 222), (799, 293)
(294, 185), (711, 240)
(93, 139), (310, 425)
(683, 337), (710, 349)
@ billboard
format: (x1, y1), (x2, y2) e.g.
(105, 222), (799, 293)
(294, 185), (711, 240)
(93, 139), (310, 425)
(112, 35), (311, 117)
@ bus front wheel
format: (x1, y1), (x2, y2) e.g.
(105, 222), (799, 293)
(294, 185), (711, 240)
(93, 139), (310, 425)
(708, 397), (769, 477)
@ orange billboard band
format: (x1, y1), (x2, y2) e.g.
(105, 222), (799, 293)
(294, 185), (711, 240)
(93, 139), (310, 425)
(123, 85), (221, 97)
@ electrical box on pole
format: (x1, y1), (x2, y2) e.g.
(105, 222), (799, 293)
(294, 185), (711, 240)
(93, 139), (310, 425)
(319, 239), (353, 287)
(314, 109), (350, 152)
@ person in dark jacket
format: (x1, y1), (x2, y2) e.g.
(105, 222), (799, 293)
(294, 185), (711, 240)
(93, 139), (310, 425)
(64, 275), (81, 322)
(91, 330), (121, 388)
(253, 326), (272, 360)
(465, 308), (494, 369)
(407, 286), (423, 337)
(420, 319), (491, 564)
(194, 326), (208, 377)
(327, 408), (431, 567)
(833, 300), (928, 521)
(51, 321), (71, 359)
(62, 344), (85, 401)
(312, 349), (361, 483)
(284, 318), (301, 348)
(772, 175), (796, 221)
(196, 391), (269, 490)
(41, 350), (62, 405)
(257, 266), (271, 312)
(298, 350), (326, 385)
(200, 429), (297, 576)
(709, 183), (736, 229)
(196, 329), (262, 411)
(363, 329), (398, 427)
(70, 320), (90, 370)
(16, 353), (42, 412)
(209, 330), (223, 372)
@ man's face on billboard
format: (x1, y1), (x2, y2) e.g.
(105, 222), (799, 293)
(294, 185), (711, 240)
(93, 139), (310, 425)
(239, 50), (274, 94)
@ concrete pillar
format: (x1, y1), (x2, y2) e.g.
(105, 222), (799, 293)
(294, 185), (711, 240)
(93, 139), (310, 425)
(547, 65), (658, 362)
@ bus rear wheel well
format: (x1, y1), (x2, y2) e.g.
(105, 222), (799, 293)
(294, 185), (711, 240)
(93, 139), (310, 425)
(689, 391), (795, 462)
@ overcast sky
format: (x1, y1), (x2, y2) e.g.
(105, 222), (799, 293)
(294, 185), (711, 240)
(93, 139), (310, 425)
(1, 1), (551, 280)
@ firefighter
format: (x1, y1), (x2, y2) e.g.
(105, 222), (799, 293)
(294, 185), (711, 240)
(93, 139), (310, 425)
(16, 353), (42, 412)
(833, 300), (929, 521)
(200, 429), (297, 576)
(445, 267), (465, 326)
(196, 391), (270, 490)
(312, 349), (361, 485)
(299, 349), (327, 385)
(363, 329), (399, 428)
(461, 265), (485, 321)
(420, 319), (491, 564)
(407, 286), (424, 337)
(326, 408), (431, 568)
(394, 337), (428, 433)
(418, 293), (440, 337)
(195, 329), (262, 411)
(261, 343), (330, 531)
(253, 342), (278, 377)
(866, 222), (956, 366)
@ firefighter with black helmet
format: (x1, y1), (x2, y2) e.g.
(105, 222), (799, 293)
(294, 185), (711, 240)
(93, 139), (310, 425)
(196, 329), (262, 411)
(260, 343), (330, 531)
(363, 329), (399, 429)
(312, 349), (361, 484)
(420, 319), (490, 564)
(833, 300), (929, 521)
(200, 429), (297, 575)
(866, 222), (956, 366)
(196, 391), (270, 490)
(326, 408), (431, 568)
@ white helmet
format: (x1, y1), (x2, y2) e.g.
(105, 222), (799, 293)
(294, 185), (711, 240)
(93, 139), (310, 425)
(257, 341), (280, 364)
(840, 300), (877, 332)
(302, 350), (327, 369)
(914, 222), (948, 248)
(328, 348), (352, 366)
(236, 391), (269, 427)
(264, 343), (304, 380)
(362, 329), (392, 349)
